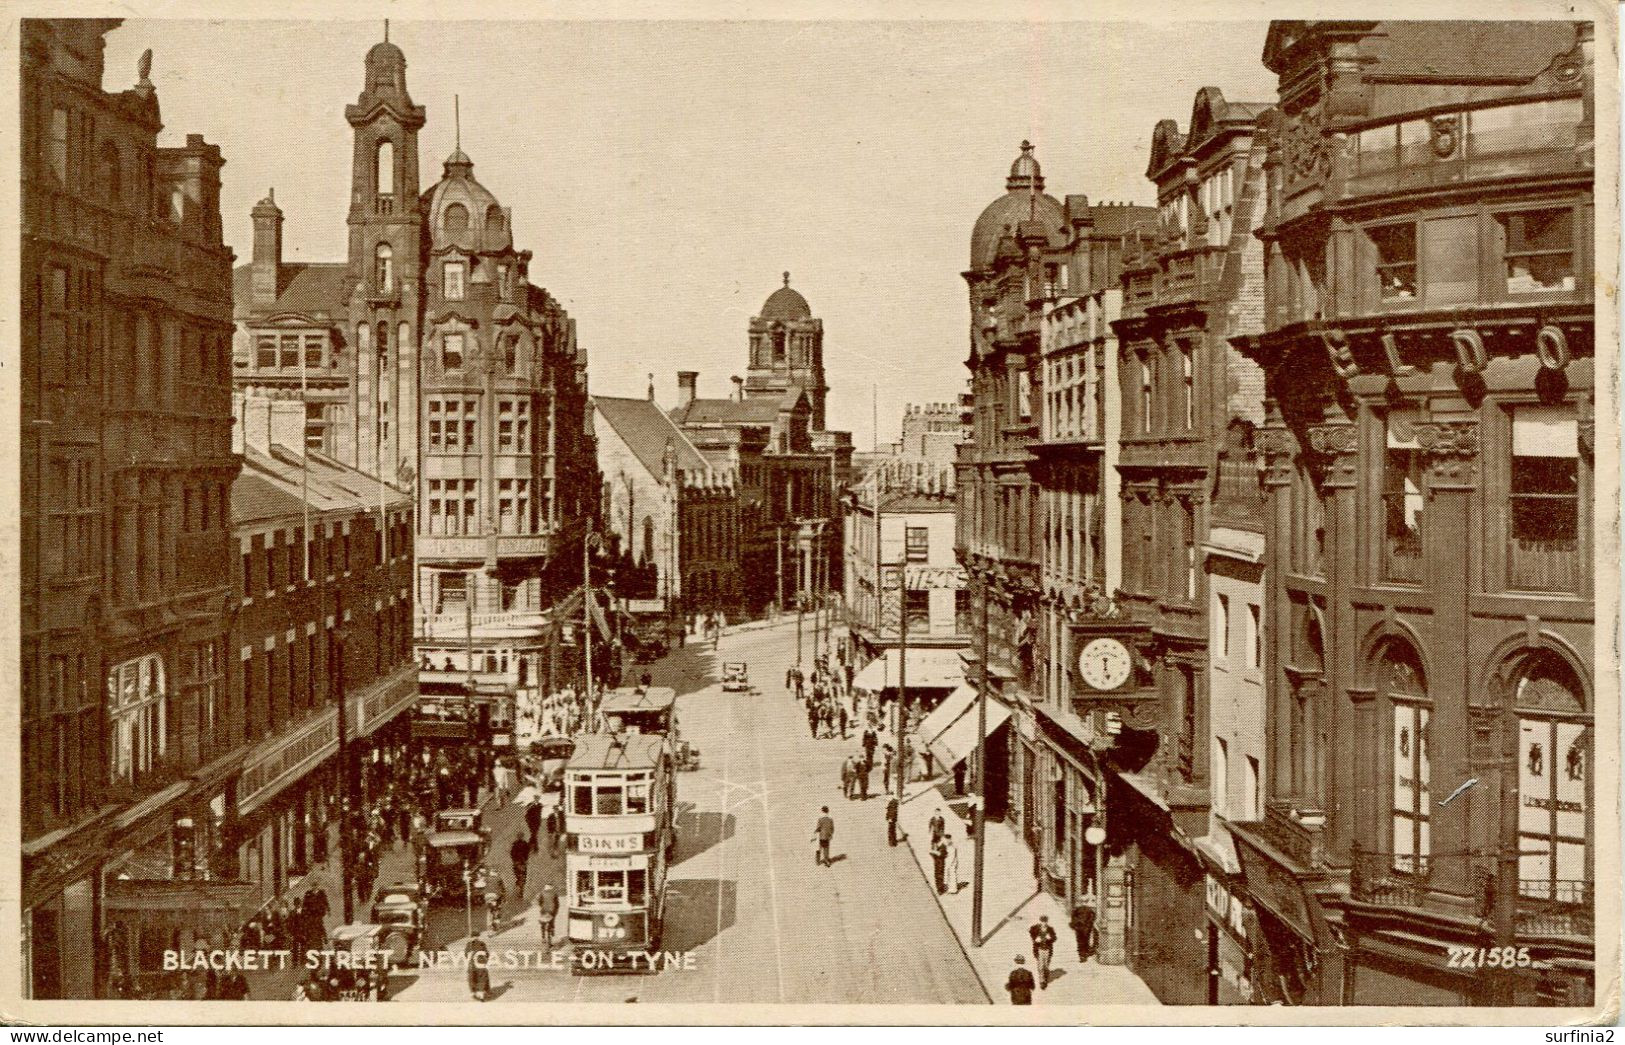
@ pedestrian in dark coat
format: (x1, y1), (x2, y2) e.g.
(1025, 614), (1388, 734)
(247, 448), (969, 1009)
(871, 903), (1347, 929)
(807, 704), (820, 739)
(525, 801), (543, 847)
(1005, 956), (1036, 1005)
(812, 807), (835, 866)
(882, 745), (895, 791)
(840, 756), (855, 799)
(546, 805), (564, 856)
(837, 702), (849, 739)
(928, 808), (947, 844)
(538, 886), (560, 950)
(1030, 915), (1058, 989)
(465, 936), (491, 1000)
(509, 835), (531, 897)
(885, 796), (901, 846)
(861, 727), (878, 765)
(857, 756), (871, 800)
(1070, 898), (1098, 962)
(930, 835), (949, 893)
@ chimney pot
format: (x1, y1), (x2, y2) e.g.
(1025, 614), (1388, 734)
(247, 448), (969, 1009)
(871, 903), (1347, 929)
(677, 370), (698, 410)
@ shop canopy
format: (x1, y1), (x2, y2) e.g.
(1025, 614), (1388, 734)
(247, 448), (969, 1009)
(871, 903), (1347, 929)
(851, 648), (966, 695)
(926, 687), (1012, 771)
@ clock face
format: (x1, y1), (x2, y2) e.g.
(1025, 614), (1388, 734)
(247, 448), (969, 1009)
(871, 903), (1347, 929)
(1078, 638), (1133, 692)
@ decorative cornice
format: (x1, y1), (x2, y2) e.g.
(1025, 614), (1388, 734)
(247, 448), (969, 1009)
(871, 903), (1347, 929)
(1306, 424), (1357, 457)
(1415, 420), (1479, 487)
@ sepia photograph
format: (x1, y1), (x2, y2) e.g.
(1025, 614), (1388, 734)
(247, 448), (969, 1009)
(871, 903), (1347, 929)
(7, 0), (1618, 1027)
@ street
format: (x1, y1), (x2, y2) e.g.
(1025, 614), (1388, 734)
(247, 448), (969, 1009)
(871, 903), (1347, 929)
(389, 617), (987, 1003)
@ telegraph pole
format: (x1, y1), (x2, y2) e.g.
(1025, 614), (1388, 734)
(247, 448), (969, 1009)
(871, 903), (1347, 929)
(971, 573), (989, 945)
(583, 530), (594, 706)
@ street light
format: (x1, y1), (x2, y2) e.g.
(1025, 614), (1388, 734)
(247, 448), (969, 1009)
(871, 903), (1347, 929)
(971, 572), (990, 946)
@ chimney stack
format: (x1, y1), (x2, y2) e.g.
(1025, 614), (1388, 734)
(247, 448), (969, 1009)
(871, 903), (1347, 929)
(677, 371), (698, 410)
(730, 375), (744, 401)
(251, 189), (283, 309)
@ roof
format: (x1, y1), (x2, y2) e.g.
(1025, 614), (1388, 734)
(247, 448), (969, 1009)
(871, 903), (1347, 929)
(233, 262), (349, 321)
(424, 148), (511, 254)
(232, 443), (412, 529)
(970, 143), (1066, 270)
(761, 278), (812, 321)
(670, 396), (786, 426)
(425, 830), (483, 848)
(566, 732), (667, 772)
(592, 396), (710, 480)
(599, 686), (677, 715)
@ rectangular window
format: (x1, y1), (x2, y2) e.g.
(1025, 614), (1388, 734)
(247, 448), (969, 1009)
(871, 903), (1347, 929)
(904, 589), (931, 634)
(1518, 717), (1590, 901)
(443, 261), (466, 301)
(1496, 208), (1576, 294)
(443, 333), (464, 370)
(1371, 222), (1418, 301)
(905, 526), (929, 562)
(1213, 736), (1228, 816)
(1215, 594), (1230, 660)
(1139, 359), (1153, 434)
(256, 335), (276, 370)
(1392, 703), (1431, 874)
(303, 334), (324, 370)
(1509, 408), (1580, 592)
(1383, 432), (1425, 585)
(1244, 755), (1261, 821)
(1181, 349), (1195, 429)
(264, 545), (277, 595)
(279, 335), (300, 369)
(1247, 604), (1262, 669)
(1016, 370), (1033, 421)
(1182, 501), (1197, 601)
(435, 572), (466, 615)
(49, 107), (69, 183)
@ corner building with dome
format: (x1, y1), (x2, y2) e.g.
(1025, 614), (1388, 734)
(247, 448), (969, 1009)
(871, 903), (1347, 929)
(233, 38), (601, 720)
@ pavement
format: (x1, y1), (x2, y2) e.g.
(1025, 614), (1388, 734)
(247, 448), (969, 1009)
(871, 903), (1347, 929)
(894, 778), (1160, 1007)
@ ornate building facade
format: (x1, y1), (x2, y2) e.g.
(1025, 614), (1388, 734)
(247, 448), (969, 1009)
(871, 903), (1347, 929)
(20, 19), (241, 999)
(1235, 19), (1597, 1006)
(231, 37), (599, 717)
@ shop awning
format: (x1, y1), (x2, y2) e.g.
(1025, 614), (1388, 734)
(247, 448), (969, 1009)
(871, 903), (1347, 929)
(851, 647), (967, 694)
(916, 684), (977, 741)
(929, 695), (1012, 770)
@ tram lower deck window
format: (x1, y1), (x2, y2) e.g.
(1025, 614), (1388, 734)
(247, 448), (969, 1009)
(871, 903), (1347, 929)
(573, 868), (647, 906)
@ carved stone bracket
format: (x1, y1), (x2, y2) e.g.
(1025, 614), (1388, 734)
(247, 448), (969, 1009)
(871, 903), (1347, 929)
(1255, 426), (1298, 487)
(1415, 420), (1480, 487)
(1307, 424), (1358, 488)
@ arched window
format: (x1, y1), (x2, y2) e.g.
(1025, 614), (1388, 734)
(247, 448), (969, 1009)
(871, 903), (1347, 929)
(642, 517), (655, 565)
(772, 327), (787, 363)
(375, 140), (394, 198)
(485, 205), (503, 233)
(375, 322), (389, 368)
(99, 140), (120, 201)
(1513, 650), (1589, 902)
(374, 242), (393, 293)
(443, 203), (469, 236)
(1379, 640), (1430, 875)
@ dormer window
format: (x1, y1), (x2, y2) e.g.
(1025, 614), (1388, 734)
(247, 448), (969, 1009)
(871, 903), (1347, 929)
(443, 203), (469, 237)
(444, 261), (466, 301)
(443, 332), (464, 371)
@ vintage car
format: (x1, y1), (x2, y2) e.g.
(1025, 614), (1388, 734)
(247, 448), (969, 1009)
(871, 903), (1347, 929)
(418, 829), (487, 904)
(305, 923), (410, 1001)
(721, 662), (751, 693)
(522, 737), (575, 792)
(434, 807), (487, 839)
(368, 883), (424, 955)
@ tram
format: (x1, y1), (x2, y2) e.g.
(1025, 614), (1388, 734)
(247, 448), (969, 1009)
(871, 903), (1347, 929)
(562, 688), (678, 967)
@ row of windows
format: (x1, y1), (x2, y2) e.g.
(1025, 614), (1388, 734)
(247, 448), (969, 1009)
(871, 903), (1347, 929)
(1129, 342), (1196, 437)
(425, 478), (535, 536)
(425, 397), (533, 452)
(1212, 593), (1263, 670)
(239, 515), (406, 599)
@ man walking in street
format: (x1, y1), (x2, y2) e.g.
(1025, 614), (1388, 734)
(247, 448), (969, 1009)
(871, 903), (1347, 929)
(1030, 914), (1058, 989)
(856, 754), (871, 800)
(1071, 897), (1098, 963)
(928, 808), (947, 845)
(525, 800), (543, 848)
(882, 744), (895, 791)
(885, 795), (901, 847)
(861, 726), (878, 767)
(839, 756), (854, 799)
(1005, 955), (1036, 1005)
(538, 885), (560, 951)
(509, 834), (531, 897)
(930, 834), (949, 893)
(807, 702), (820, 739)
(812, 807), (835, 867)
(546, 803), (565, 857)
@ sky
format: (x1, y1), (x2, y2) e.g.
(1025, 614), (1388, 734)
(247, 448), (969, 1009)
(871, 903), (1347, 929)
(102, 18), (1279, 449)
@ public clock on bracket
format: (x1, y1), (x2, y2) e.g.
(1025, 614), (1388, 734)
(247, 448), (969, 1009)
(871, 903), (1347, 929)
(1077, 637), (1133, 691)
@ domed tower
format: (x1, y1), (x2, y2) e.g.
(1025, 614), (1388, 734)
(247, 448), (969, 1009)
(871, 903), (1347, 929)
(745, 272), (828, 431)
(345, 33), (427, 486)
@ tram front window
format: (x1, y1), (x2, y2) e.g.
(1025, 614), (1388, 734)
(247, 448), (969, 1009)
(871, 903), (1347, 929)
(627, 781), (649, 814)
(595, 787), (624, 815)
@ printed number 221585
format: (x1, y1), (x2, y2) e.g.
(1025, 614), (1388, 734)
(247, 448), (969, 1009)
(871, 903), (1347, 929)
(1446, 946), (1532, 969)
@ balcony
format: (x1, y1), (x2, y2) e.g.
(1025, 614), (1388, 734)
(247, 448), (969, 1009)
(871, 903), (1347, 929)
(1350, 850), (1594, 941)
(1515, 880), (1594, 939)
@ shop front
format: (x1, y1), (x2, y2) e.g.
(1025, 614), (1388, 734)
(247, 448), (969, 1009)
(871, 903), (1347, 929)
(1115, 773), (1210, 1005)
(1231, 827), (1343, 1005)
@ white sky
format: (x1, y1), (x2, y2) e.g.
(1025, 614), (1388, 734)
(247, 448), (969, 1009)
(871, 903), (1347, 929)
(102, 18), (1278, 448)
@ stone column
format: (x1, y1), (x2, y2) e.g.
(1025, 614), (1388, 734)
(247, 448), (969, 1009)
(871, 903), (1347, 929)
(1307, 422), (1359, 855)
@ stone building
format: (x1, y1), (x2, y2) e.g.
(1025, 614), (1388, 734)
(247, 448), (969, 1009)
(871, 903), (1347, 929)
(20, 19), (240, 999)
(1233, 20), (1597, 1006)
(1102, 86), (1273, 1005)
(592, 390), (741, 634)
(231, 36), (599, 715)
(669, 276), (853, 622)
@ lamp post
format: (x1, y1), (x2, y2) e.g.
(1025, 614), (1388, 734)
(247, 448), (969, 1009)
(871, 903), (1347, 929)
(894, 560), (909, 802)
(331, 625), (354, 923)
